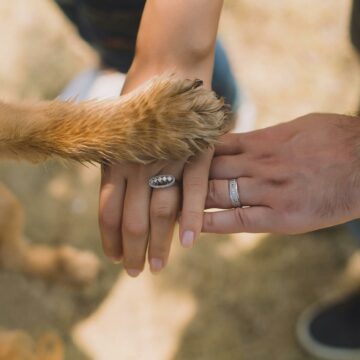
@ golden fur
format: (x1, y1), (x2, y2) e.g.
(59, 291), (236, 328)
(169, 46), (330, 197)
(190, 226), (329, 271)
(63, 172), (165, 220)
(0, 329), (64, 360)
(0, 75), (230, 285)
(0, 76), (230, 164)
(0, 183), (100, 285)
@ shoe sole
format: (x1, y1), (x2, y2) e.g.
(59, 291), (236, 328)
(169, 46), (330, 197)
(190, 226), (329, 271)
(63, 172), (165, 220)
(296, 301), (360, 360)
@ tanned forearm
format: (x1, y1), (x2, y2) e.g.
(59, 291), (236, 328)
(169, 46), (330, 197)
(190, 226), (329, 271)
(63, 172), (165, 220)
(122, 0), (224, 93)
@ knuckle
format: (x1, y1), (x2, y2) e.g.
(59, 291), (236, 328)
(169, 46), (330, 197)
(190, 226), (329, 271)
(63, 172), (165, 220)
(234, 208), (248, 228)
(265, 177), (288, 187)
(123, 219), (148, 238)
(185, 175), (206, 189)
(151, 204), (176, 221)
(282, 198), (299, 213)
(204, 211), (214, 229)
(207, 180), (218, 205)
(99, 210), (120, 232)
(184, 209), (203, 224)
(235, 133), (245, 149)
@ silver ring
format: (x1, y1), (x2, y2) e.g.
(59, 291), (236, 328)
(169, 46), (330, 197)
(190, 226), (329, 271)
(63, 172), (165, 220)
(228, 179), (241, 207)
(149, 174), (176, 189)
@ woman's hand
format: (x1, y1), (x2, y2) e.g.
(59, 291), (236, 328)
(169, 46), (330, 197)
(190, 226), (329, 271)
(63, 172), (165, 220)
(98, 0), (223, 276)
(203, 113), (360, 234)
(99, 147), (214, 276)
(99, 160), (184, 276)
(179, 147), (214, 247)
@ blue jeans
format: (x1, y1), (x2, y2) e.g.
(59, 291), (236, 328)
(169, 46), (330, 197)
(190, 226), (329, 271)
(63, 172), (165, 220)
(212, 41), (241, 113)
(60, 40), (242, 114)
(346, 220), (360, 243)
(347, 1), (360, 242)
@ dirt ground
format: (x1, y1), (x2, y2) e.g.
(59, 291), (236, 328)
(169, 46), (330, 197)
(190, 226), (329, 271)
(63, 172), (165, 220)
(0, 0), (360, 359)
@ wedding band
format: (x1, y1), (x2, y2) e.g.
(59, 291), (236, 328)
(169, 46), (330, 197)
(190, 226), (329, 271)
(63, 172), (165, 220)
(229, 179), (241, 207)
(149, 174), (176, 189)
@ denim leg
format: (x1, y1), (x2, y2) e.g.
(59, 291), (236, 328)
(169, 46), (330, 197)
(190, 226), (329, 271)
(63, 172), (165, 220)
(212, 40), (241, 113)
(346, 220), (360, 245)
(350, 0), (360, 54)
(346, 1), (360, 244)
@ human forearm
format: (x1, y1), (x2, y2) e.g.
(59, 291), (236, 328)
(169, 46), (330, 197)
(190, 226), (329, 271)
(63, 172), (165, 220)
(124, 55), (213, 93)
(98, 0), (224, 271)
(122, 0), (223, 93)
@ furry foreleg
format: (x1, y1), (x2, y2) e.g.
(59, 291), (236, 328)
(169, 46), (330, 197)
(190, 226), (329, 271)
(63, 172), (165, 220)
(0, 75), (231, 164)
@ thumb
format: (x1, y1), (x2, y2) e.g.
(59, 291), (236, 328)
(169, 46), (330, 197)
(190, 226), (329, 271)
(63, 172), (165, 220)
(202, 206), (277, 233)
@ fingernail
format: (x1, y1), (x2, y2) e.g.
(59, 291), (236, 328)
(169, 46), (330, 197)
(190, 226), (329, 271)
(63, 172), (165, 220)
(150, 258), (163, 273)
(181, 231), (194, 248)
(127, 269), (141, 277)
(109, 256), (122, 264)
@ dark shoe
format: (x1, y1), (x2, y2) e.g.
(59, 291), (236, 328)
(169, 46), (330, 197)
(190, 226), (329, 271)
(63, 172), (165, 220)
(346, 219), (360, 241)
(350, 0), (360, 54)
(296, 290), (360, 360)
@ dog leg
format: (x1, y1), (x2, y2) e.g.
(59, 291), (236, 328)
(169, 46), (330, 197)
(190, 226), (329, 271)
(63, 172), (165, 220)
(0, 76), (230, 165)
(0, 183), (100, 286)
(0, 329), (64, 360)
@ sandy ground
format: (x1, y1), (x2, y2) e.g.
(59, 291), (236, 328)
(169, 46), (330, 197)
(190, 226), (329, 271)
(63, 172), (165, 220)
(0, 0), (360, 359)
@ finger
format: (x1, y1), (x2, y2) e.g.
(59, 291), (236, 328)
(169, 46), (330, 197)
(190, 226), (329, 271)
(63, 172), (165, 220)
(206, 177), (269, 209)
(214, 132), (260, 156)
(122, 169), (151, 277)
(98, 165), (126, 261)
(210, 154), (253, 179)
(149, 163), (183, 273)
(215, 129), (267, 156)
(215, 133), (246, 156)
(180, 148), (214, 248)
(202, 206), (278, 233)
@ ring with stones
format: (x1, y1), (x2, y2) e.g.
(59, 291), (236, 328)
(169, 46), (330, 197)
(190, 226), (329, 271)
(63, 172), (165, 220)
(149, 175), (177, 189)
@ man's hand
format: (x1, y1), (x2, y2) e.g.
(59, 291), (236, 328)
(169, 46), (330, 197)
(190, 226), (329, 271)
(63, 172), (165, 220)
(203, 113), (360, 234)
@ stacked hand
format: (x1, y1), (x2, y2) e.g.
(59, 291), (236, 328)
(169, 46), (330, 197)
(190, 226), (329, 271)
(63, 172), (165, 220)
(99, 149), (213, 276)
(204, 113), (360, 234)
(99, 113), (360, 276)
(92, 0), (360, 274)
(96, 0), (226, 276)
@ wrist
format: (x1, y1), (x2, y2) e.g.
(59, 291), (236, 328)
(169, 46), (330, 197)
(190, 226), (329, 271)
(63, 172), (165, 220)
(122, 55), (213, 94)
(338, 114), (360, 219)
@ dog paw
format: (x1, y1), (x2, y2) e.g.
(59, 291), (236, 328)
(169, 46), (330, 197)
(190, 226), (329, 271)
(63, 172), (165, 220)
(116, 75), (232, 163)
(57, 246), (101, 286)
(78, 75), (233, 164)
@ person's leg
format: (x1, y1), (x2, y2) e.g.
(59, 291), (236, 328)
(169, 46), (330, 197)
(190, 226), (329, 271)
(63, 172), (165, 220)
(212, 40), (241, 113)
(58, 69), (126, 102)
(346, 220), (360, 244)
(296, 4), (360, 359)
(350, 0), (360, 54)
(212, 40), (255, 132)
(297, 289), (360, 360)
